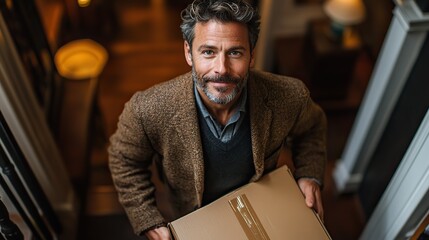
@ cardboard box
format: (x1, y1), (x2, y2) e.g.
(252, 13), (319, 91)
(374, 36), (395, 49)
(169, 166), (331, 239)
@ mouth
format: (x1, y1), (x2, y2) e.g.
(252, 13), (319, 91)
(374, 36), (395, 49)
(209, 81), (236, 87)
(198, 74), (243, 93)
(204, 75), (238, 85)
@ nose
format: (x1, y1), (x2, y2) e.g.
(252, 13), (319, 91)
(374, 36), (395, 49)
(214, 54), (229, 75)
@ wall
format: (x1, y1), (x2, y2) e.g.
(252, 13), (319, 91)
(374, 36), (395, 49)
(255, 0), (324, 71)
(256, 0), (394, 71)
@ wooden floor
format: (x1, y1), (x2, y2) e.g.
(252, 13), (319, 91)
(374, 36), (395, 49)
(76, 0), (368, 239)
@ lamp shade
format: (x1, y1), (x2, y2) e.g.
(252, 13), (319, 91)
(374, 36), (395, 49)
(324, 0), (366, 26)
(55, 39), (108, 80)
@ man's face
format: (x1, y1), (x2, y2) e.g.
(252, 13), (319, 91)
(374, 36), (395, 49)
(184, 20), (255, 105)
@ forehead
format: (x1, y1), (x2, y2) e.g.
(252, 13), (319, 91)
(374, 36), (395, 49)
(193, 20), (249, 47)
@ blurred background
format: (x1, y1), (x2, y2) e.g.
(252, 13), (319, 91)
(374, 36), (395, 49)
(0, 0), (428, 239)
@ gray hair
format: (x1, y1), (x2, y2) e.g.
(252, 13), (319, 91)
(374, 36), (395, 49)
(180, 0), (260, 51)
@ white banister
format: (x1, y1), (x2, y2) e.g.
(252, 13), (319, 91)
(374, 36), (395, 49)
(359, 109), (429, 239)
(333, 1), (429, 193)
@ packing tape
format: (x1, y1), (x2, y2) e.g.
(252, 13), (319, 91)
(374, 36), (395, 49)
(229, 194), (270, 240)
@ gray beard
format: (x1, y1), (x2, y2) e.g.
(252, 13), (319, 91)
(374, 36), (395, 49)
(192, 68), (247, 105)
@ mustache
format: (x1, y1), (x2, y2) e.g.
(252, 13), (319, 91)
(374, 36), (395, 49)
(202, 74), (240, 84)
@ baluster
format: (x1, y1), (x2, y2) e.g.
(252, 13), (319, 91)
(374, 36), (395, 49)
(0, 199), (23, 240)
(0, 147), (51, 239)
(0, 112), (61, 235)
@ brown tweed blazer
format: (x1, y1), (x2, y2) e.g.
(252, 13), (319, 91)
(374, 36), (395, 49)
(108, 70), (327, 235)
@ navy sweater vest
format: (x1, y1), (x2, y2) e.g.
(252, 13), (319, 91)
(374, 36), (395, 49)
(197, 108), (255, 205)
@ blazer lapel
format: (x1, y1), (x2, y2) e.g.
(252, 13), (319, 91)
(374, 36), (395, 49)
(171, 74), (205, 206)
(248, 72), (273, 181)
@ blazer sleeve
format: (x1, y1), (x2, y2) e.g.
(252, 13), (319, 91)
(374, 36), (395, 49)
(289, 88), (327, 186)
(108, 92), (165, 235)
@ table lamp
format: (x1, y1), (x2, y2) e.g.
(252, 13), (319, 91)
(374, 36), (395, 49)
(323, 0), (366, 41)
(77, 0), (91, 7)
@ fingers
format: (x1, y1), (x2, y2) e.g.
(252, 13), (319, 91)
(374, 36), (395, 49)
(145, 226), (171, 240)
(297, 178), (324, 221)
(314, 187), (324, 221)
(304, 188), (315, 208)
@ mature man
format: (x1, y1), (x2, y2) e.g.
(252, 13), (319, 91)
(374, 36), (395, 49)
(108, 0), (327, 239)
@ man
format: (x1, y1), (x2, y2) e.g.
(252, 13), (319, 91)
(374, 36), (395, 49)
(108, 0), (327, 239)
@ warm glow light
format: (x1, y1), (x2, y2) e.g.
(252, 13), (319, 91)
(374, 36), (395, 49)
(78, 0), (91, 7)
(54, 39), (108, 80)
(324, 0), (366, 26)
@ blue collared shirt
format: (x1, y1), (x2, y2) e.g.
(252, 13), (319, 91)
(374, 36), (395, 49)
(194, 84), (247, 143)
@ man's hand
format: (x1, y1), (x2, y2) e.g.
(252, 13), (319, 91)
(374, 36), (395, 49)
(297, 178), (324, 221)
(145, 226), (171, 240)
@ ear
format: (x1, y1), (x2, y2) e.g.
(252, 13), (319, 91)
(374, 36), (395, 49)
(184, 41), (193, 66)
(249, 49), (255, 68)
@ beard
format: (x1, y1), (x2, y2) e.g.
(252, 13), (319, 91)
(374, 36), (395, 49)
(192, 67), (248, 105)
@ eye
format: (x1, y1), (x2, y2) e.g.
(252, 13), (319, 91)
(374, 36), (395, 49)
(229, 50), (243, 57)
(202, 50), (214, 56)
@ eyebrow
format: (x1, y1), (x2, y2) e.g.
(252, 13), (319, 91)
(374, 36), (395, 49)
(197, 44), (216, 52)
(228, 46), (247, 52)
(197, 44), (247, 52)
